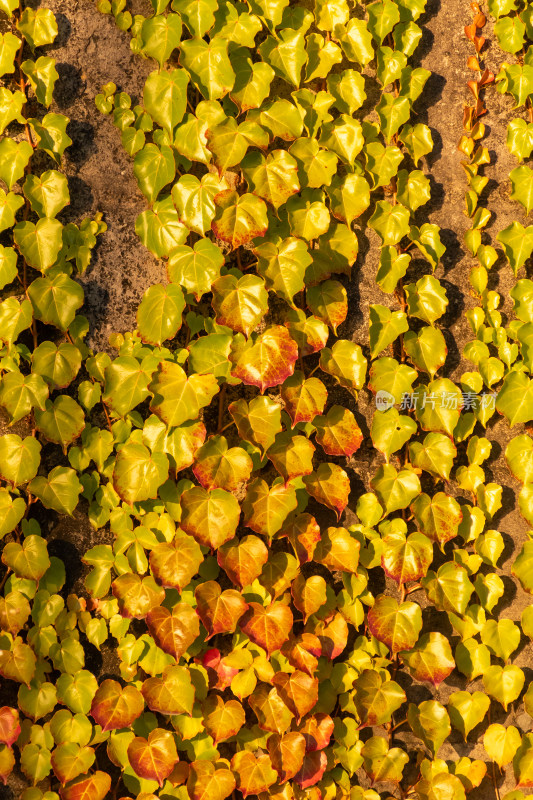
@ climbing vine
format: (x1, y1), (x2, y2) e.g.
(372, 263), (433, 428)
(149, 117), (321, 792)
(0, 0), (533, 799)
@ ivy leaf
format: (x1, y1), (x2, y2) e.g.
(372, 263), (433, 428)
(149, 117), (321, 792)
(150, 361), (219, 427)
(51, 743), (96, 785)
(35, 396), (85, 451)
(137, 194), (188, 258)
(370, 201), (411, 247)
(21, 56), (58, 107)
(187, 761), (236, 800)
(368, 594), (422, 654)
(369, 304), (409, 358)
(59, 772), (111, 800)
(0, 434), (41, 486)
(193, 435), (252, 492)
(371, 464), (421, 514)
(371, 408), (418, 459)
(212, 190), (268, 249)
(400, 631), (455, 687)
(403, 326), (447, 376)
(142, 664), (195, 716)
(422, 562), (474, 615)
(180, 485), (240, 549)
(2, 535), (50, 581)
(411, 492), (462, 548)
(150, 532), (204, 591)
(147, 602), (200, 659)
(409, 432), (457, 480)
(232, 325), (298, 392)
(307, 279), (347, 333)
(376, 94), (411, 143)
(23, 170), (69, 218)
(137, 283), (185, 345)
(0, 491), (26, 539)
(259, 29), (307, 87)
(172, 173), (225, 236)
(314, 405), (362, 457)
(319, 340), (367, 390)
(140, 12), (182, 65)
(212, 273), (268, 337)
(231, 751), (278, 798)
(482, 665), (525, 710)
(90, 679), (144, 732)
(230, 51), (275, 112)
(127, 728), (178, 787)
(243, 150), (300, 210)
(448, 690), (490, 740)
(407, 701), (451, 756)
(229, 394), (281, 453)
(28, 273), (84, 331)
(354, 669), (406, 727)
(168, 239), (225, 301)
(29, 466), (82, 516)
(195, 581), (248, 638)
(496, 370), (533, 426)
(507, 118), (533, 162)
(484, 724), (522, 769)
(143, 68), (189, 133)
(113, 442), (168, 504)
(338, 19), (374, 66)
(281, 371), (327, 425)
(0, 370), (48, 423)
(179, 37), (235, 100)
(218, 534), (269, 589)
(382, 531), (433, 585)
(267, 732), (306, 783)
(13, 218), (63, 271)
(497, 221), (533, 275)
(240, 602), (293, 657)
(318, 115), (364, 165)
(112, 573), (165, 619)
(255, 237), (311, 305)
(242, 478), (298, 540)
(103, 356), (153, 417)
(133, 143), (175, 203)
(304, 462), (350, 518)
(16, 6), (57, 50)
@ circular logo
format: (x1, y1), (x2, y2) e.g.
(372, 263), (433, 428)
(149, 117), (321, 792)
(375, 390), (395, 411)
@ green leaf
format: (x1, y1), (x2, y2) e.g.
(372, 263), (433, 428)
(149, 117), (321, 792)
(28, 273), (84, 331)
(113, 442), (169, 504)
(259, 29), (307, 87)
(367, 0), (400, 42)
(353, 669), (405, 727)
(506, 434), (533, 483)
(212, 191), (268, 249)
(507, 118), (533, 162)
(367, 594), (422, 653)
(23, 170), (69, 219)
(32, 341), (82, 390)
(510, 165), (533, 213)
(173, 0), (218, 37)
(0, 138), (32, 190)
(448, 690), (490, 740)
(318, 114), (364, 165)
(369, 201), (410, 245)
(0, 296), (33, 346)
(168, 238), (225, 300)
(0, 370), (48, 423)
(404, 326), (447, 376)
(255, 237), (311, 305)
(497, 220), (533, 274)
(495, 15), (525, 53)
(133, 144), (176, 203)
(408, 225), (446, 269)
(319, 339), (367, 390)
(13, 218), (63, 271)
(371, 464), (421, 514)
(400, 631), (455, 687)
(137, 283), (184, 345)
(143, 68), (189, 133)
(140, 12), (182, 65)
(212, 272), (268, 336)
(16, 6), (57, 50)
(29, 466), (82, 516)
(230, 50), (275, 112)
(35, 396), (85, 450)
(243, 150), (300, 210)
(172, 173), (225, 236)
(338, 19), (374, 66)
(150, 361), (219, 427)
(369, 304), (409, 358)
(136, 194), (188, 258)
(376, 94), (411, 143)
(21, 56), (58, 107)
(482, 665), (525, 710)
(0, 31), (20, 77)
(409, 432), (457, 480)
(2, 535), (50, 581)
(179, 37), (235, 100)
(422, 561), (474, 615)
(29, 112), (72, 162)
(371, 408), (417, 459)
(496, 370), (533, 426)
(407, 700), (451, 755)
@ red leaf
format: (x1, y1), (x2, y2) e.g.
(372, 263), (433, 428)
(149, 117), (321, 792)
(297, 713), (335, 752)
(146, 603), (200, 660)
(195, 581), (248, 638)
(231, 326), (299, 393)
(0, 708), (20, 747)
(240, 602), (293, 657)
(218, 535), (269, 589)
(90, 680), (144, 732)
(293, 751), (327, 789)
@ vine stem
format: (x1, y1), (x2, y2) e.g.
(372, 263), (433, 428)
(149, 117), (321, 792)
(217, 383), (227, 432)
